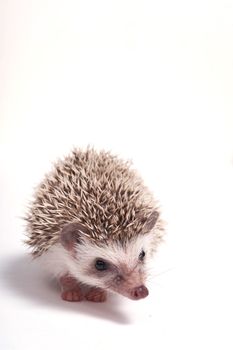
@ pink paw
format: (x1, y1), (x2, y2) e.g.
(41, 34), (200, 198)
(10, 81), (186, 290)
(85, 288), (107, 302)
(61, 290), (84, 302)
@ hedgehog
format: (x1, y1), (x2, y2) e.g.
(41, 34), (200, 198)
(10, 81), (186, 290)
(25, 148), (164, 302)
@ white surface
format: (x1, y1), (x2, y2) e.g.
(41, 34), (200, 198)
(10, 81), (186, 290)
(1, 1), (233, 349)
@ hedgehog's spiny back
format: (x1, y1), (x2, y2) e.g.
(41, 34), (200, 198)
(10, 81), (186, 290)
(25, 148), (159, 257)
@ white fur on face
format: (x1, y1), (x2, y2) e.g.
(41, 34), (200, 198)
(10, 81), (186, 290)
(38, 232), (155, 290)
(75, 232), (154, 270)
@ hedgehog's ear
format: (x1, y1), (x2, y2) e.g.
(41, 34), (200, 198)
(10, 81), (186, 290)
(143, 211), (159, 233)
(60, 222), (89, 251)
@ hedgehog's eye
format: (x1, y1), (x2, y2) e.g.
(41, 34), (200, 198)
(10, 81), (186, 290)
(95, 259), (108, 271)
(139, 250), (146, 261)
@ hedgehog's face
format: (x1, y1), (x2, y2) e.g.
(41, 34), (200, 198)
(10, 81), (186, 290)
(73, 233), (156, 300)
(60, 212), (158, 300)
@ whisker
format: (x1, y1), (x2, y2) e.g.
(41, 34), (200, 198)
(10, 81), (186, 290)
(146, 267), (173, 282)
(153, 268), (173, 277)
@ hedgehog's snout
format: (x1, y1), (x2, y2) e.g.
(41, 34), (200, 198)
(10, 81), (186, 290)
(110, 267), (149, 300)
(129, 285), (149, 300)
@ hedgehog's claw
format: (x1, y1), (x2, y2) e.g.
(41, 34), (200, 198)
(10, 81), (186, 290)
(61, 290), (84, 302)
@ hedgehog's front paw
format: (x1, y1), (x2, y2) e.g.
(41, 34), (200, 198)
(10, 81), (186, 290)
(85, 288), (107, 302)
(59, 274), (84, 302)
(61, 290), (84, 302)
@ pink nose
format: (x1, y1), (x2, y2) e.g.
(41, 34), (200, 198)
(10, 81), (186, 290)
(130, 285), (149, 300)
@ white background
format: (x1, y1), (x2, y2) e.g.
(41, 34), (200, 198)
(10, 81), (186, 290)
(0, 0), (233, 349)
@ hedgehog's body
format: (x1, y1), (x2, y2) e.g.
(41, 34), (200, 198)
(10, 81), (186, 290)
(25, 149), (164, 302)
